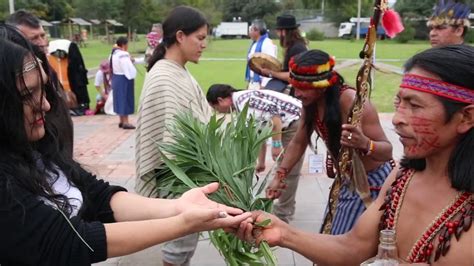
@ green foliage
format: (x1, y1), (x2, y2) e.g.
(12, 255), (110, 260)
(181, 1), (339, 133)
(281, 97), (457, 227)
(75, 0), (121, 20)
(222, 0), (280, 22)
(324, 0), (374, 24)
(306, 28), (325, 41)
(300, 0), (321, 9)
(394, 22), (416, 43)
(222, 0), (249, 21)
(148, 106), (277, 265)
(242, 0), (280, 22)
(152, 106), (273, 208)
(394, 0), (434, 18)
(465, 29), (474, 44)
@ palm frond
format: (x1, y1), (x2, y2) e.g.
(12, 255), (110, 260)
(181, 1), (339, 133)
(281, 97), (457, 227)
(147, 104), (277, 265)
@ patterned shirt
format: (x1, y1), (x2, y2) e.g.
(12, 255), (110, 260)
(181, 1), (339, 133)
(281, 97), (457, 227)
(232, 90), (301, 128)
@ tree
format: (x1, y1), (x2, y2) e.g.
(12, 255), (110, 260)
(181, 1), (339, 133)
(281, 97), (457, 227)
(324, 0), (374, 24)
(222, 0), (280, 22)
(394, 0), (434, 18)
(11, 0), (50, 19)
(75, 0), (121, 22)
(222, 0), (249, 22)
(242, 0), (279, 21)
(301, 0), (322, 9)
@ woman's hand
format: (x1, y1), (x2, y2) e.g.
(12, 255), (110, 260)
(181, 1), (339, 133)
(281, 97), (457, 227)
(340, 124), (369, 151)
(175, 183), (244, 217)
(179, 205), (252, 233)
(174, 183), (252, 232)
(234, 211), (286, 247)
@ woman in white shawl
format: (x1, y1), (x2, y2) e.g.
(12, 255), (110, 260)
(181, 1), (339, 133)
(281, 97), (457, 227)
(134, 6), (213, 266)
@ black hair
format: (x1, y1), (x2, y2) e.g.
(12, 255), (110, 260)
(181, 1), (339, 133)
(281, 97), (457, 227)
(400, 45), (474, 192)
(292, 50), (343, 159)
(6, 9), (41, 29)
(116, 36), (128, 47)
(206, 84), (239, 104)
(147, 6), (208, 71)
(0, 25), (85, 216)
(279, 28), (307, 58)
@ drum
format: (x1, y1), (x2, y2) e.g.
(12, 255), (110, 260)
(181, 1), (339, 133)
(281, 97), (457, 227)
(248, 53), (282, 77)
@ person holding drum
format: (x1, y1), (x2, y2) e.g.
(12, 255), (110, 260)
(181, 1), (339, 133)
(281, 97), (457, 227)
(259, 15), (308, 95)
(245, 19), (277, 90)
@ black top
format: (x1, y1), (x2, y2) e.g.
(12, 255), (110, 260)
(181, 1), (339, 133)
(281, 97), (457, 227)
(267, 41), (307, 95)
(282, 41), (308, 72)
(0, 168), (126, 266)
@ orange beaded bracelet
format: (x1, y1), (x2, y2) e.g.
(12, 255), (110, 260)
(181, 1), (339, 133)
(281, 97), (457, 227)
(365, 140), (375, 156)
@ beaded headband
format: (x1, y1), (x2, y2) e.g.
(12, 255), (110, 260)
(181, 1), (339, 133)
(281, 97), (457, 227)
(427, 0), (471, 27)
(289, 56), (338, 90)
(400, 74), (474, 104)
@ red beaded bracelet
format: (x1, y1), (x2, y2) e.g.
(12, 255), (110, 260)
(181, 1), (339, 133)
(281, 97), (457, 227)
(276, 167), (288, 181)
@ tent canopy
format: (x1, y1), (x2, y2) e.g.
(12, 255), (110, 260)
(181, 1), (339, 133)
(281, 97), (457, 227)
(40, 20), (53, 27)
(68, 18), (92, 26)
(106, 19), (123, 26)
(90, 19), (102, 25)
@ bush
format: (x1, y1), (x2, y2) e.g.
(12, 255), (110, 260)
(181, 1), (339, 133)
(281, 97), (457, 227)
(465, 29), (474, 43)
(306, 29), (325, 41)
(394, 23), (416, 43)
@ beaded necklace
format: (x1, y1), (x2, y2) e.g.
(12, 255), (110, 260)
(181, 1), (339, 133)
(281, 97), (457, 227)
(314, 111), (336, 179)
(379, 169), (472, 263)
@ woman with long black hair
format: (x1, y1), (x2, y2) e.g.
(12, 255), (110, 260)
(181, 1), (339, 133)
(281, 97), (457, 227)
(266, 49), (393, 235)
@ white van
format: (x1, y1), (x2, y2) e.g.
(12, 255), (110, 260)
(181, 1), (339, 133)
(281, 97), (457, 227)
(214, 22), (248, 38)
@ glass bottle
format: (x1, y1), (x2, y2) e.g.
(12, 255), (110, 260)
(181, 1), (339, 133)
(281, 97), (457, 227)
(360, 229), (401, 266)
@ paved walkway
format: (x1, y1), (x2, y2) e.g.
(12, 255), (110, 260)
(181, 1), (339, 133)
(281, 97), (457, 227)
(73, 113), (402, 266)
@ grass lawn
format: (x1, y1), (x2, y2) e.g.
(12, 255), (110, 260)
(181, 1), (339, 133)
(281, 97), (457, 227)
(84, 38), (430, 113)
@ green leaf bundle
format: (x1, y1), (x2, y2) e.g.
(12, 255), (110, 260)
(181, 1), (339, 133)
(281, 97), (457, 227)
(147, 104), (277, 265)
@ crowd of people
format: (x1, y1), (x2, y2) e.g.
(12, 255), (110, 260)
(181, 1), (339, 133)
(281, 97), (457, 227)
(0, 1), (472, 265)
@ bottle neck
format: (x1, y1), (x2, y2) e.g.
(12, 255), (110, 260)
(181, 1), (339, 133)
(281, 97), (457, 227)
(376, 242), (399, 259)
(377, 229), (398, 259)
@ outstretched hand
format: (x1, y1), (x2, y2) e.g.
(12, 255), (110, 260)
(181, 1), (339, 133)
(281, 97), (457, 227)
(233, 211), (286, 247)
(176, 183), (252, 232)
(176, 183), (243, 217)
(180, 205), (252, 233)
